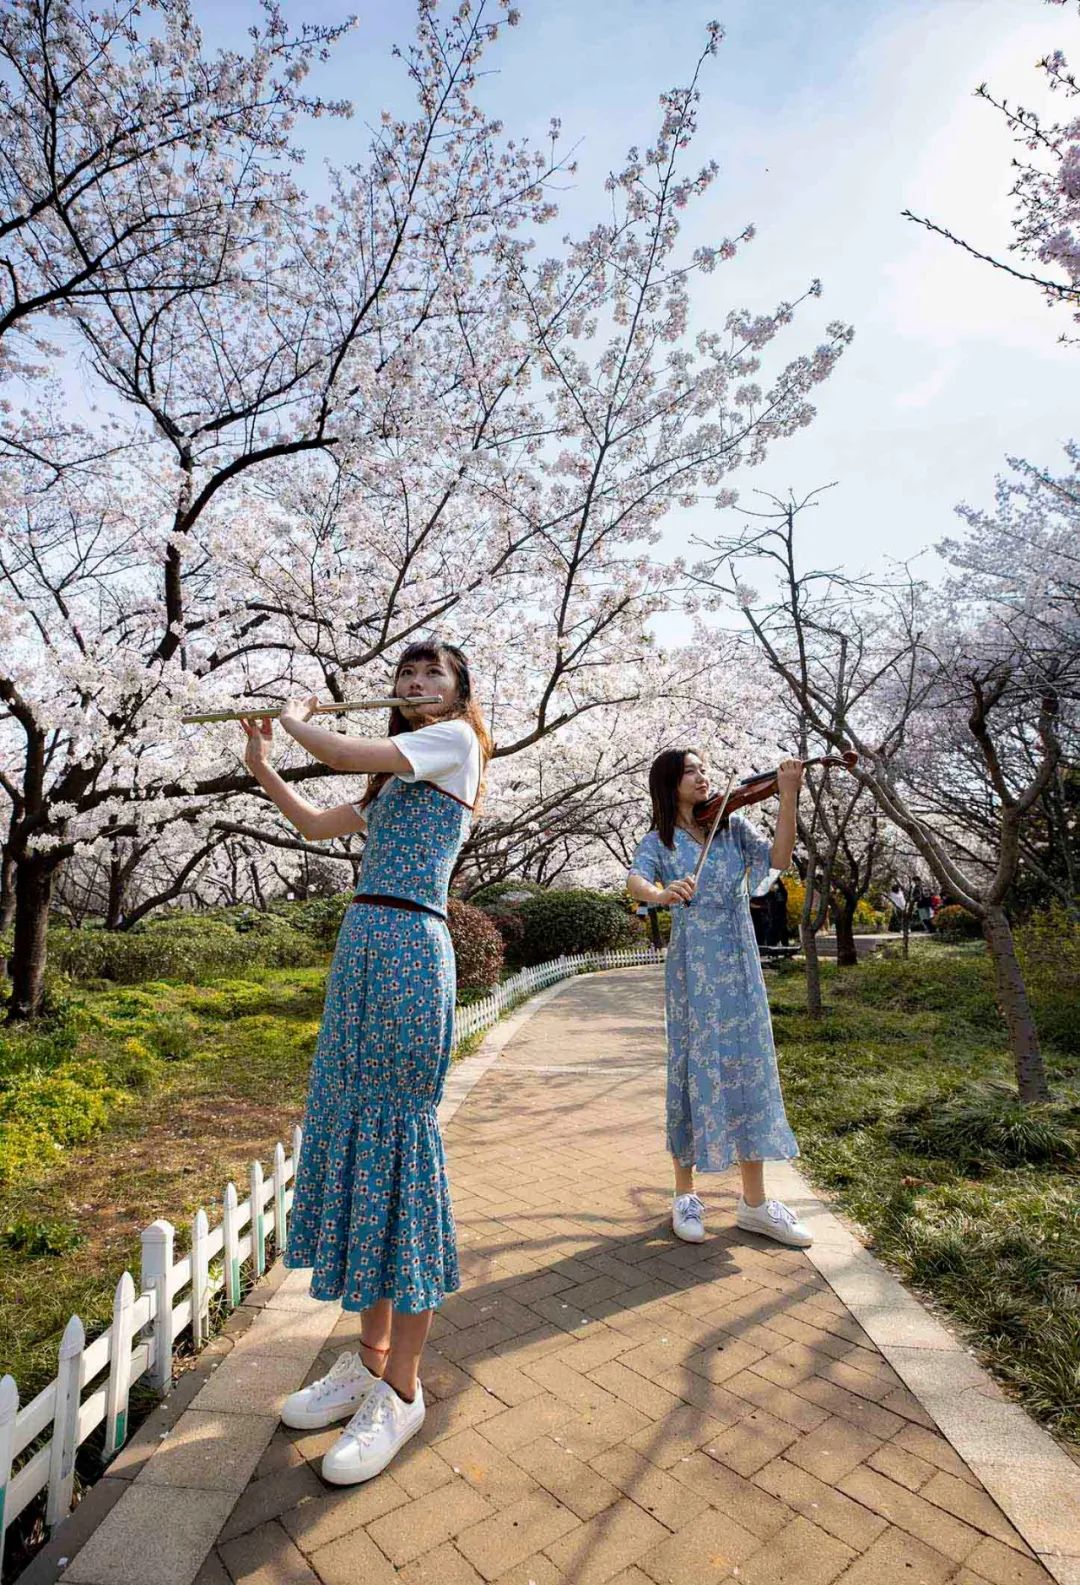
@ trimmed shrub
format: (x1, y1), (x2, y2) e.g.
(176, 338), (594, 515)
(448, 899), (504, 991)
(515, 888), (636, 967)
(48, 911), (321, 984)
(486, 909), (526, 958)
(271, 894), (350, 947)
(853, 896), (891, 933)
(933, 904), (982, 942)
(469, 878), (543, 910)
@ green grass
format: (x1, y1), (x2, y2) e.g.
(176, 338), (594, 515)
(0, 967), (331, 1401)
(771, 943), (1080, 1446)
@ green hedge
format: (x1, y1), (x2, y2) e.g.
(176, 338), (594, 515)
(270, 895), (350, 946)
(933, 904), (982, 942)
(514, 888), (636, 967)
(47, 911), (322, 984)
(468, 879), (544, 910)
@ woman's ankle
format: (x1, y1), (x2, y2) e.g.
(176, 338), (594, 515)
(359, 1339), (390, 1375)
(382, 1370), (418, 1404)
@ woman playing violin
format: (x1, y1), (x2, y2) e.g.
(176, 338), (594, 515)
(626, 749), (813, 1249)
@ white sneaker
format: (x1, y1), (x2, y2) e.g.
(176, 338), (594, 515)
(321, 1378), (426, 1485)
(672, 1192), (706, 1243)
(280, 1351), (380, 1430)
(735, 1196), (813, 1248)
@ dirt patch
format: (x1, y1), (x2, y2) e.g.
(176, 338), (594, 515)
(15, 1090), (304, 1243)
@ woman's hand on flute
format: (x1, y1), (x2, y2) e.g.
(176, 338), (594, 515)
(277, 694), (318, 736)
(658, 875), (696, 906)
(239, 716), (273, 774)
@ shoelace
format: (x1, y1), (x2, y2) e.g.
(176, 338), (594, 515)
(343, 1382), (394, 1442)
(764, 1198), (797, 1226)
(309, 1351), (366, 1402)
(675, 1193), (705, 1219)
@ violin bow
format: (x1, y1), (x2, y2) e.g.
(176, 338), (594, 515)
(686, 769), (737, 904)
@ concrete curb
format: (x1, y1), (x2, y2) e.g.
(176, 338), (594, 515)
(54, 1268), (340, 1585)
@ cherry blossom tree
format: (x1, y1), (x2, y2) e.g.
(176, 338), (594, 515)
(689, 486), (1076, 1102)
(1, 5), (850, 1020)
(0, 0), (354, 460)
(904, 0), (1080, 337)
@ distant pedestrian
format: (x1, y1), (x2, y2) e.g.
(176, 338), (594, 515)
(766, 877), (790, 946)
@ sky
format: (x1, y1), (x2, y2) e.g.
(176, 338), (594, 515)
(202, 0), (1077, 594)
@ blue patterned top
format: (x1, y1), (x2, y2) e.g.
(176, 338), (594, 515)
(630, 814), (775, 933)
(357, 778), (472, 916)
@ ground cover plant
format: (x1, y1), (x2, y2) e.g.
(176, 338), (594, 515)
(772, 935), (1080, 1447)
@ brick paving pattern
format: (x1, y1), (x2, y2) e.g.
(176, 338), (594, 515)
(198, 967), (1056, 1585)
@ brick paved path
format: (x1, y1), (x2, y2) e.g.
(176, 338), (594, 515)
(197, 966), (1056, 1585)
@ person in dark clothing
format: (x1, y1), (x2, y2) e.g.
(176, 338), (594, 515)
(766, 878), (789, 946)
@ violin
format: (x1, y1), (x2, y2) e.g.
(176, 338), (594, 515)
(693, 751), (858, 827)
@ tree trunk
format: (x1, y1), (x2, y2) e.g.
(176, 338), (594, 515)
(0, 846), (15, 933)
(834, 896), (858, 967)
(7, 858), (54, 1022)
(106, 849), (125, 930)
(982, 904), (1049, 1104)
(801, 921), (823, 1017)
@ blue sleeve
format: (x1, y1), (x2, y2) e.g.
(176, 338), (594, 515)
(732, 813), (775, 896)
(629, 830), (664, 886)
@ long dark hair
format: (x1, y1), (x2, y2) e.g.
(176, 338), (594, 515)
(648, 745), (707, 850)
(359, 640), (493, 812)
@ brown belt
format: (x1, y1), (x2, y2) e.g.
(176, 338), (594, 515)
(350, 892), (446, 922)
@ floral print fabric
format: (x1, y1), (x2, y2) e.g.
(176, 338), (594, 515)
(284, 777), (471, 1312)
(630, 813), (800, 1172)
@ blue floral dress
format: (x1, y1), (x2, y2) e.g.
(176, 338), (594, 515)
(630, 815), (800, 1172)
(284, 775), (471, 1313)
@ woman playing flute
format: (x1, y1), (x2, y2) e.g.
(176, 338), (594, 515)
(626, 748), (813, 1249)
(239, 640), (491, 1484)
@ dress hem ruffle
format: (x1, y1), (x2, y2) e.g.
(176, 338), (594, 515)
(281, 1255), (460, 1314)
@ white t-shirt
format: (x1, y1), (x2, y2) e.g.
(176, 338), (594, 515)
(352, 718), (481, 821)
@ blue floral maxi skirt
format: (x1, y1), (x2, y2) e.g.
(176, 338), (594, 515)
(283, 901), (460, 1313)
(630, 819), (800, 1173)
(665, 897), (800, 1172)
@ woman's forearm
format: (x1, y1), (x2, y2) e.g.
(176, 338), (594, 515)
(282, 716), (409, 775)
(628, 875), (666, 906)
(249, 760), (327, 840)
(770, 795), (797, 869)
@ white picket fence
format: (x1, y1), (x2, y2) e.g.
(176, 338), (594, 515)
(0, 942), (663, 1565)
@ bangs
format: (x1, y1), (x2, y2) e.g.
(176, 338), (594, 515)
(396, 642), (444, 669)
